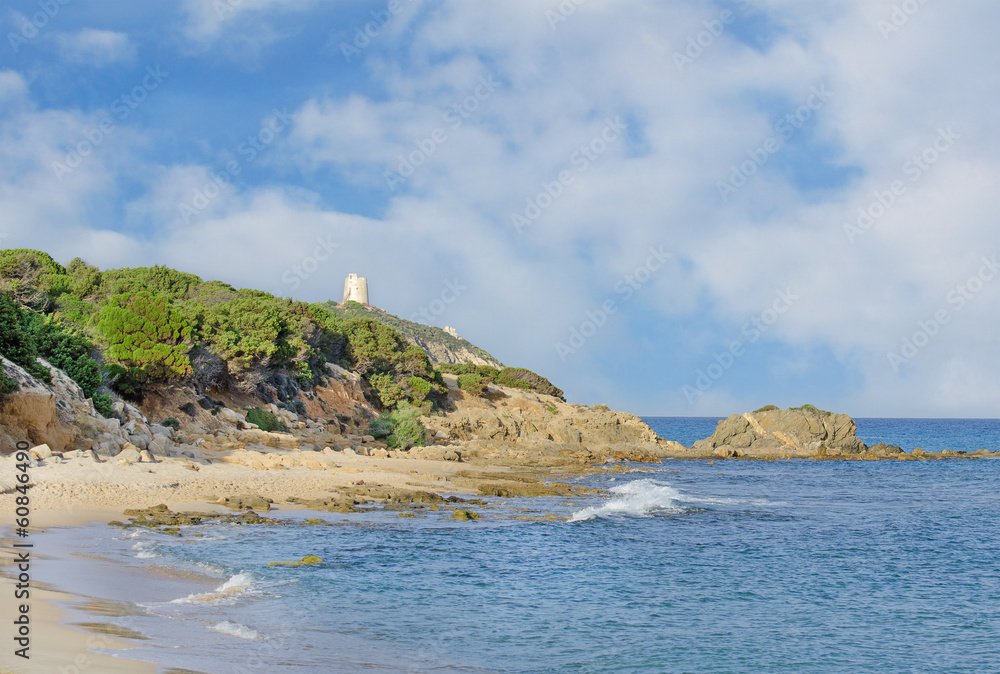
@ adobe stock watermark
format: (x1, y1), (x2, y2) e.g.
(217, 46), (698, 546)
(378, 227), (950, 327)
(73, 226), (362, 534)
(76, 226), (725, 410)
(178, 108), (292, 223)
(510, 116), (625, 233)
(7, 0), (71, 53)
(383, 74), (499, 191)
(877, 0), (931, 40)
(546, 0), (589, 30)
(281, 235), (339, 292)
(843, 126), (958, 244)
(555, 245), (671, 362)
(682, 287), (799, 404)
(213, 0), (247, 20)
(717, 84), (833, 201)
(339, 0), (413, 62)
(409, 279), (466, 325)
(886, 254), (998, 373)
(51, 66), (169, 182)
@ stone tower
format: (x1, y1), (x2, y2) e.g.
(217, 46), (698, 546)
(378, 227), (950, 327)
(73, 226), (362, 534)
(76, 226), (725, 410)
(342, 273), (369, 304)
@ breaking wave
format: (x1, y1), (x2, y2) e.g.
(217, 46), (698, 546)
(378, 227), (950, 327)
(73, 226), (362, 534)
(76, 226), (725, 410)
(569, 479), (686, 522)
(172, 573), (259, 604)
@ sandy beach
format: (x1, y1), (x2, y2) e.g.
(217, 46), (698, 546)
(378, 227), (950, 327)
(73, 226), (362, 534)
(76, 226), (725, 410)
(0, 449), (488, 674)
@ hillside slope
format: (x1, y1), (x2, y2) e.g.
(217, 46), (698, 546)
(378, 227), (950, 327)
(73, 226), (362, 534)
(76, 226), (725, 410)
(319, 301), (503, 367)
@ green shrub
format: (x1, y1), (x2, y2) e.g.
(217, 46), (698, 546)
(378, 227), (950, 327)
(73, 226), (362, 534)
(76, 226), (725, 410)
(405, 376), (432, 403)
(161, 417), (181, 430)
(369, 372), (405, 408)
(0, 249), (68, 310)
(754, 405), (779, 413)
(368, 403), (426, 449)
(201, 294), (299, 367)
(245, 407), (287, 432)
(97, 265), (201, 302)
(98, 292), (192, 388)
(25, 312), (101, 397)
(92, 393), (114, 418)
(0, 370), (16, 394)
(496, 367), (564, 399)
(456, 373), (487, 396)
(0, 294), (38, 368)
(545, 404), (559, 415)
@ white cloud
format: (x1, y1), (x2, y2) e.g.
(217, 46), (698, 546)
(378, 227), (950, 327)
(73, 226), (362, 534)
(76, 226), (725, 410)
(4, 0), (1000, 417)
(56, 29), (136, 67)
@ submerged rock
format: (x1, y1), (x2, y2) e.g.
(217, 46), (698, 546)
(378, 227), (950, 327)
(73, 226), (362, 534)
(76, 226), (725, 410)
(267, 555), (324, 567)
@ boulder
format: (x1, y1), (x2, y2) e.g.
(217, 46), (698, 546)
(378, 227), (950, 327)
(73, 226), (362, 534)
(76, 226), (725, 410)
(138, 449), (157, 463)
(29, 444), (53, 460)
(148, 435), (169, 455)
(117, 447), (142, 464)
(218, 407), (244, 425)
(149, 423), (174, 440)
(866, 442), (904, 458)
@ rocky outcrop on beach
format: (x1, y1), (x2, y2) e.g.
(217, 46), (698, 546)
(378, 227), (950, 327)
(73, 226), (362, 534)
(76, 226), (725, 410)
(417, 377), (687, 466)
(0, 355), (132, 454)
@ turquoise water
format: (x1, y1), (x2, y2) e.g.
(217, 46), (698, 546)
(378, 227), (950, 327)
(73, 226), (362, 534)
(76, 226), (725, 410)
(40, 419), (1000, 673)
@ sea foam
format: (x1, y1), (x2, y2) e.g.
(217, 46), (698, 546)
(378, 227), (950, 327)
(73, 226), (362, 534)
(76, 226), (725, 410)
(132, 540), (160, 559)
(172, 573), (259, 604)
(569, 479), (685, 522)
(211, 621), (264, 640)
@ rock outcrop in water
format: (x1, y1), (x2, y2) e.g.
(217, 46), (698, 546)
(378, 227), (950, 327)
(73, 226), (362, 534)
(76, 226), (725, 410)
(691, 406), (1000, 460)
(692, 406), (868, 458)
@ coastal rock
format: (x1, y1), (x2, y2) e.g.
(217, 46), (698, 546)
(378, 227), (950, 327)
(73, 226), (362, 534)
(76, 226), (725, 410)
(220, 494), (273, 511)
(693, 407), (867, 458)
(865, 442), (905, 458)
(116, 447), (142, 464)
(29, 443), (53, 460)
(218, 407), (244, 424)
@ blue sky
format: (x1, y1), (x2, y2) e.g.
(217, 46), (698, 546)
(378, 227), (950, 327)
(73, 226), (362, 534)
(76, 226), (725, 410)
(2, 0), (998, 417)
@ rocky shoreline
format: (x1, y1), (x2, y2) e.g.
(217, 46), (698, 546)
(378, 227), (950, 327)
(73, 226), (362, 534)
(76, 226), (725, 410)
(2, 354), (998, 519)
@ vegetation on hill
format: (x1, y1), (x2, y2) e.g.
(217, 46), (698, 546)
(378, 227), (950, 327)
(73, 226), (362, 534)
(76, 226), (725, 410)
(438, 364), (565, 400)
(0, 249), (560, 418)
(319, 300), (502, 367)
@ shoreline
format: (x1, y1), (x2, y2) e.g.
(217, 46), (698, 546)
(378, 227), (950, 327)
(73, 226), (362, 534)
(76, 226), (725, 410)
(1, 517), (164, 674)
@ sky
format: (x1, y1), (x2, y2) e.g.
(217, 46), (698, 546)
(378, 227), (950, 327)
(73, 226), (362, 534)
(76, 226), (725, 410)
(1, 0), (998, 418)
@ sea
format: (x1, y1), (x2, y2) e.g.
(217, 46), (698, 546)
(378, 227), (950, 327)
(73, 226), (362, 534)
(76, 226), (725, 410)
(33, 418), (1000, 673)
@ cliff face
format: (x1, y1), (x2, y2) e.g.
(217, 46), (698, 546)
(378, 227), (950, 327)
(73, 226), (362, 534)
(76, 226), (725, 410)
(0, 356), (129, 453)
(406, 335), (503, 368)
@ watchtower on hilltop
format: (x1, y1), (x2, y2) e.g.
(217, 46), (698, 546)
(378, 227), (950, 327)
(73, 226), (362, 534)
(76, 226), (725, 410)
(343, 273), (369, 304)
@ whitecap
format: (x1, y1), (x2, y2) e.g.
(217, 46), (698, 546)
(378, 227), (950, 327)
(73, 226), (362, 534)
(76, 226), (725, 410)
(132, 540), (160, 559)
(568, 479), (685, 522)
(171, 573), (259, 604)
(210, 621), (264, 640)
